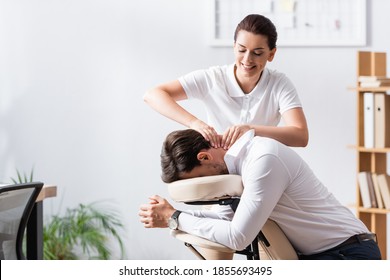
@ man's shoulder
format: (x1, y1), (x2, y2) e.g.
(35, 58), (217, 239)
(250, 136), (301, 165)
(250, 136), (281, 154)
(253, 135), (281, 145)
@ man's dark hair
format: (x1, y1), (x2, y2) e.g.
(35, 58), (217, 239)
(234, 14), (278, 50)
(160, 129), (211, 183)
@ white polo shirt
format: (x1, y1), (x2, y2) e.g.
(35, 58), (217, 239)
(179, 64), (302, 133)
(179, 130), (369, 255)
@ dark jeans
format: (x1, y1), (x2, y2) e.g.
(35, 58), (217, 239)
(299, 239), (382, 260)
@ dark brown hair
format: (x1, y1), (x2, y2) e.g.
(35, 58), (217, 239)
(160, 129), (211, 183)
(234, 14), (277, 49)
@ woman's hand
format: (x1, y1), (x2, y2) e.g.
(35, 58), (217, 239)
(221, 125), (251, 149)
(139, 195), (176, 228)
(189, 119), (220, 148)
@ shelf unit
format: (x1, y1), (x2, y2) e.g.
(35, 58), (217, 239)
(350, 51), (390, 259)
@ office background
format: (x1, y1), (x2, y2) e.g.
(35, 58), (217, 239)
(0, 0), (389, 259)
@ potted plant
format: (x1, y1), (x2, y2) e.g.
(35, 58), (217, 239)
(43, 202), (126, 260)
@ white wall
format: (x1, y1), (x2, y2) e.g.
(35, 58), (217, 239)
(1, 0), (389, 260)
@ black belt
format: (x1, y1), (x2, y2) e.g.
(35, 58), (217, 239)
(333, 233), (377, 250)
(298, 233), (378, 259)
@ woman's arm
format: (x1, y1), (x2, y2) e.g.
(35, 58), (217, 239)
(253, 107), (309, 147)
(143, 80), (220, 147)
(143, 80), (193, 126)
(221, 107), (309, 149)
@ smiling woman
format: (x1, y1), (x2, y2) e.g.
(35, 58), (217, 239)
(143, 14), (309, 149)
(233, 30), (276, 94)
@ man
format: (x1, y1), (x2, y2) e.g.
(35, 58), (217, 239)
(139, 129), (381, 260)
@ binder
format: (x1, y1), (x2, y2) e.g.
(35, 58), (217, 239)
(366, 171), (378, 208)
(357, 172), (372, 208)
(371, 173), (384, 209)
(374, 93), (390, 148)
(363, 92), (375, 148)
(377, 174), (390, 210)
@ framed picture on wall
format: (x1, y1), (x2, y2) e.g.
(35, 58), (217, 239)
(210, 0), (367, 47)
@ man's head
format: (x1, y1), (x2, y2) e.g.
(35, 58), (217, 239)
(160, 129), (228, 183)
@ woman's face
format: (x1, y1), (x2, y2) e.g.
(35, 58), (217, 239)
(234, 30), (276, 82)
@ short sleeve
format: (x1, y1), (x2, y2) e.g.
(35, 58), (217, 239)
(276, 74), (302, 115)
(178, 69), (212, 100)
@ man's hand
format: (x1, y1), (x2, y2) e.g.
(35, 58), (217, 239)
(139, 195), (176, 228)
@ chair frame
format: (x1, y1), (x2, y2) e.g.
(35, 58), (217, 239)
(185, 197), (265, 260)
(0, 182), (43, 260)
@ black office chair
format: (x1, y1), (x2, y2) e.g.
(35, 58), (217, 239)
(0, 182), (43, 260)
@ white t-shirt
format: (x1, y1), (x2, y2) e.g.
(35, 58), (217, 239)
(179, 130), (369, 255)
(179, 64), (302, 133)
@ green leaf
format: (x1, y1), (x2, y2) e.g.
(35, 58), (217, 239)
(43, 202), (125, 260)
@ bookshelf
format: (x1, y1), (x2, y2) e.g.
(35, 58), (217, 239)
(350, 51), (390, 259)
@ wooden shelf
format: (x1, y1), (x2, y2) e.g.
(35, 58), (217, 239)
(348, 86), (390, 92)
(351, 50), (389, 259)
(357, 207), (390, 214)
(347, 145), (390, 153)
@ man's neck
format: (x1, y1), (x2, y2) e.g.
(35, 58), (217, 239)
(209, 147), (228, 164)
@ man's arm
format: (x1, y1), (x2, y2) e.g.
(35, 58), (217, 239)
(139, 156), (290, 251)
(139, 196), (234, 227)
(178, 155), (290, 251)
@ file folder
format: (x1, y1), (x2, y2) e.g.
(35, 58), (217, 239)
(374, 93), (390, 148)
(363, 92), (375, 148)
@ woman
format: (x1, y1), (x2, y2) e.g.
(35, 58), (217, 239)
(144, 14), (308, 149)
